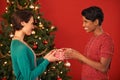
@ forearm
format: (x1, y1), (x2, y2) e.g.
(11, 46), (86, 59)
(79, 55), (111, 73)
(37, 57), (44, 65)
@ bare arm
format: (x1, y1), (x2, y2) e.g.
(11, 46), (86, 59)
(77, 52), (111, 73)
(65, 49), (112, 73)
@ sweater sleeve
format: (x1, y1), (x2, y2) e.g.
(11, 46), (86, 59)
(15, 45), (49, 80)
(37, 57), (45, 65)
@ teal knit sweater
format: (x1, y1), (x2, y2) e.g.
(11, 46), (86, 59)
(10, 40), (49, 80)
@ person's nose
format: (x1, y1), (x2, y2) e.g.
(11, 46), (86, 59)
(32, 25), (35, 29)
(82, 22), (85, 28)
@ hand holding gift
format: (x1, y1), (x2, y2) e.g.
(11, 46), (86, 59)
(52, 48), (73, 60)
(52, 48), (71, 67)
(53, 49), (65, 60)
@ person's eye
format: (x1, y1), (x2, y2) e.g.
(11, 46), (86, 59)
(32, 22), (36, 25)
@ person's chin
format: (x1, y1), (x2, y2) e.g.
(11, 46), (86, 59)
(26, 33), (32, 36)
(85, 30), (89, 33)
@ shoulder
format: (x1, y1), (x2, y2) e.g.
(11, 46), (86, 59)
(101, 33), (114, 48)
(11, 40), (27, 55)
(100, 33), (113, 42)
(11, 40), (26, 49)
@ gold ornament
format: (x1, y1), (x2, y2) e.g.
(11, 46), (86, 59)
(46, 29), (48, 31)
(6, 0), (10, 3)
(58, 61), (62, 64)
(39, 37), (41, 40)
(60, 71), (63, 74)
(51, 66), (56, 69)
(3, 61), (7, 66)
(64, 61), (71, 67)
(32, 31), (36, 34)
(35, 35), (38, 38)
(39, 22), (44, 29)
(8, 51), (10, 54)
(35, 5), (39, 10)
(4, 61), (7, 64)
(51, 26), (55, 30)
(10, 33), (14, 38)
(11, 1), (14, 4)
(29, 4), (34, 9)
(44, 71), (47, 74)
(5, 10), (8, 13)
(37, 16), (40, 19)
(10, 24), (13, 27)
(5, 7), (8, 10)
(0, 44), (3, 46)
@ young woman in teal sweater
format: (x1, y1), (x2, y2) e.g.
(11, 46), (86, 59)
(10, 9), (58, 80)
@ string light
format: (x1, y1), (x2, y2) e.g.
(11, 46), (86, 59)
(29, 4), (34, 9)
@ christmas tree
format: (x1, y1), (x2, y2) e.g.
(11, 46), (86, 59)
(0, 0), (71, 80)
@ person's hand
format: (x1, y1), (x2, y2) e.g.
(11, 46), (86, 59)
(54, 49), (65, 61)
(64, 48), (81, 59)
(44, 49), (59, 62)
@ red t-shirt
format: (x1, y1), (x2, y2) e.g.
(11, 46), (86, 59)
(81, 33), (114, 80)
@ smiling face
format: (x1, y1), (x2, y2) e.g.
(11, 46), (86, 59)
(21, 16), (35, 36)
(82, 16), (98, 33)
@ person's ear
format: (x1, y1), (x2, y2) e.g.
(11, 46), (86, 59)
(21, 21), (26, 26)
(94, 19), (99, 26)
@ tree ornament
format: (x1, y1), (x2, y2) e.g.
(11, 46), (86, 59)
(0, 43), (3, 47)
(33, 43), (38, 49)
(60, 71), (63, 74)
(2, 77), (7, 80)
(39, 22), (44, 29)
(35, 5), (39, 10)
(11, 1), (14, 4)
(43, 40), (48, 44)
(39, 37), (41, 40)
(5, 7), (8, 10)
(51, 66), (56, 70)
(44, 71), (47, 75)
(57, 76), (62, 80)
(9, 33), (14, 38)
(64, 61), (71, 67)
(0, 53), (4, 58)
(10, 24), (13, 27)
(51, 26), (55, 30)
(3, 61), (7, 66)
(46, 29), (48, 31)
(6, 0), (10, 4)
(5, 10), (8, 13)
(29, 4), (34, 9)
(37, 16), (40, 19)
(39, 78), (42, 80)
(32, 31), (36, 34)
(34, 35), (38, 38)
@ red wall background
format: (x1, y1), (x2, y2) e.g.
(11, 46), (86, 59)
(0, 0), (120, 80)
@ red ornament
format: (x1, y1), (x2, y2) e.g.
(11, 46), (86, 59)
(43, 40), (48, 44)
(33, 43), (38, 49)
(57, 76), (62, 80)
(2, 77), (7, 80)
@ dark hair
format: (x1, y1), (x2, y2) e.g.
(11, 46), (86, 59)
(11, 9), (34, 31)
(81, 6), (104, 26)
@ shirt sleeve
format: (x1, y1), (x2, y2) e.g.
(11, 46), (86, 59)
(100, 37), (114, 58)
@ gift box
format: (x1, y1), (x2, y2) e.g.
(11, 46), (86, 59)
(53, 49), (65, 60)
